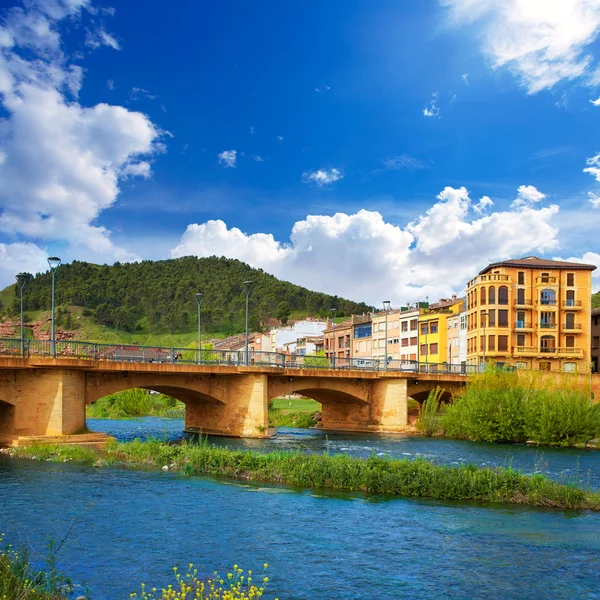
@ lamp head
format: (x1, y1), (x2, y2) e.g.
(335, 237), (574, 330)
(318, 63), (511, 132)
(16, 272), (32, 288)
(383, 300), (391, 311)
(243, 280), (253, 293)
(195, 292), (204, 305)
(47, 256), (61, 271)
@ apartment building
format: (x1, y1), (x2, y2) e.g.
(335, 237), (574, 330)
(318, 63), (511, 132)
(446, 300), (467, 367)
(352, 314), (372, 361)
(592, 307), (600, 373)
(466, 256), (596, 372)
(323, 320), (353, 360)
(268, 319), (327, 353)
(372, 309), (401, 361)
(398, 308), (419, 362)
(418, 297), (464, 366)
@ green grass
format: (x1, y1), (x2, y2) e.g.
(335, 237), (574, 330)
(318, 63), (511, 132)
(269, 398), (321, 411)
(268, 397), (321, 428)
(86, 389), (185, 419)
(10, 440), (600, 511)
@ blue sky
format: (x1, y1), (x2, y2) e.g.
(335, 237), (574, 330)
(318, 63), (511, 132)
(0, 0), (599, 304)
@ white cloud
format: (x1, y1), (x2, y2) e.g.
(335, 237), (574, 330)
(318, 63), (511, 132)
(462, 72), (469, 84)
(302, 168), (343, 186)
(0, 0), (163, 262)
(0, 242), (49, 289)
(107, 78), (114, 90)
(249, 125), (255, 135)
(555, 251), (600, 291)
(85, 27), (120, 50)
(473, 195), (493, 213)
(276, 135), (283, 141)
(252, 155), (264, 162)
(511, 184), (546, 208)
(380, 154), (427, 172)
(218, 150), (237, 168)
(171, 185), (560, 304)
(129, 87), (157, 100)
(589, 191), (600, 207)
(444, 0), (600, 93)
(423, 92), (440, 117)
(584, 153), (600, 181)
(590, 97), (600, 105)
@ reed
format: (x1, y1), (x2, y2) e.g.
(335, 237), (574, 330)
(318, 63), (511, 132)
(10, 440), (600, 511)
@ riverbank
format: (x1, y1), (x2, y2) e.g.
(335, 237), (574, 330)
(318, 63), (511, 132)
(6, 439), (600, 511)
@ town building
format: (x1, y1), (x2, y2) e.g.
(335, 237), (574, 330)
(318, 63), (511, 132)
(446, 298), (467, 369)
(323, 319), (353, 361)
(465, 256), (596, 372)
(352, 314), (372, 365)
(372, 309), (401, 362)
(398, 307), (419, 363)
(268, 319), (327, 353)
(418, 296), (463, 368)
(592, 307), (600, 373)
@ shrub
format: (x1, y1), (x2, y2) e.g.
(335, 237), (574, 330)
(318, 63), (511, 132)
(415, 387), (443, 436)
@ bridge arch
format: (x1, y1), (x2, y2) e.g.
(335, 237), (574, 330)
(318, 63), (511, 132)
(0, 398), (15, 440)
(268, 377), (370, 405)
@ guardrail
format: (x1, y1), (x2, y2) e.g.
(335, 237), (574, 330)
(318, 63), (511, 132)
(0, 338), (480, 375)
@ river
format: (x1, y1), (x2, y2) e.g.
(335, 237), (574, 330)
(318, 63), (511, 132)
(0, 417), (599, 599)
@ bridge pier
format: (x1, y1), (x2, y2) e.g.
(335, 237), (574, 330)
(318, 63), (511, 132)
(185, 373), (271, 437)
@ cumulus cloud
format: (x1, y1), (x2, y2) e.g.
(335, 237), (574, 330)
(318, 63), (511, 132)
(171, 185), (560, 304)
(252, 155), (264, 162)
(555, 251), (600, 290)
(473, 195), (493, 214)
(511, 185), (546, 208)
(590, 97), (600, 106)
(85, 27), (120, 50)
(423, 92), (440, 117)
(0, 0), (162, 262)
(218, 150), (237, 168)
(584, 153), (600, 181)
(443, 0), (600, 93)
(301, 168), (343, 186)
(0, 242), (49, 288)
(589, 191), (600, 207)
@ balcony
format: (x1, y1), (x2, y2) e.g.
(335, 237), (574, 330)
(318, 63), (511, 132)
(557, 347), (584, 358)
(537, 300), (557, 308)
(539, 323), (557, 329)
(536, 276), (558, 284)
(514, 346), (538, 357)
(562, 300), (583, 310)
(467, 274), (511, 287)
(562, 323), (582, 332)
(514, 321), (533, 330)
(514, 298), (533, 308)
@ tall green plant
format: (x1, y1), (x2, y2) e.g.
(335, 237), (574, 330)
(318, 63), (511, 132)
(415, 387), (443, 436)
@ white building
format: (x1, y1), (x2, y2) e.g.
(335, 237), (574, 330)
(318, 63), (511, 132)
(399, 308), (420, 363)
(269, 319), (328, 353)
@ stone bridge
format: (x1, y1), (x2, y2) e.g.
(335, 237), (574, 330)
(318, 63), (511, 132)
(0, 357), (467, 445)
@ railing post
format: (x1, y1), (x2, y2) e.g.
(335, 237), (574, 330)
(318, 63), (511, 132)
(93, 344), (98, 360)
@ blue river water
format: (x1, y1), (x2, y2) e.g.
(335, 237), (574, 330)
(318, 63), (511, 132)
(0, 417), (599, 599)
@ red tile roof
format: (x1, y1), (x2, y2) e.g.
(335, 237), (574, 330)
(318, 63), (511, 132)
(479, 256), (597, 274)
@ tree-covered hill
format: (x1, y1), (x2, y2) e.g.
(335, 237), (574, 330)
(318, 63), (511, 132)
(593, 291), (600, 309)
(1, 257), (372, 335)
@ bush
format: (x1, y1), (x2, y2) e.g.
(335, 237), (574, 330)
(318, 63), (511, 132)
(441, 370), (600, 446)
(415, 387), (443, 436)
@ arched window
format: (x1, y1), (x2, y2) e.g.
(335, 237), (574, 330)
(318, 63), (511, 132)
(540, 289), (556, 305)
(480, 287), (486, 305)
(498, 286), (509, 305)
(488, 286), (496, 304)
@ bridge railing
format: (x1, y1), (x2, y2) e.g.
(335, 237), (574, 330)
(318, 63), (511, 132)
(0, 338), (479, 374)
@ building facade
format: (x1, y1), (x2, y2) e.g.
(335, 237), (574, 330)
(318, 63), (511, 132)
(352, 314), (372, 364)
(371, 309), (400, 362)
(398, 308), (419, 363)
(466, 256), (596, 372)
(418, 297), (463, 367)
(323, 320), (353, 360)
(268, 319), (327, 353)
(592, 307), (600, 373)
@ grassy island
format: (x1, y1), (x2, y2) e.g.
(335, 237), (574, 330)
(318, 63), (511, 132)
(7, 439), (600, 512)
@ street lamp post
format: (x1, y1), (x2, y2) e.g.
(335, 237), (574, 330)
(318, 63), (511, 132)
(481, 310), (488, 372)
(195, 292), (204, 364)
(243, 281), (252, 366)
(329, 308), (337, 369)
(16, 273), (31, 357)
(47, 257), (61, 357)
(383, 300), (391, 371)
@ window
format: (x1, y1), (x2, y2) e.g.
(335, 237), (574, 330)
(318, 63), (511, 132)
(498, 310), (509, 327)
(540, 289), (556, 305)
(354, 323), (372, 339)
(515, 361), (527, 370)
(565, 335), (575, 348)
(480, 287), (487, 305)
(410, 319), (418, 331)
(516, 311), (525, 328)
(518, 271), (525, 285)
(563, 362), (576, 373)
(541, 272), (550, 283)
(460, 315), (466, 330)
(430, 321), (438, 334)
(540, 312), (555, 328)
(393, 321), (399, 329)
(420, 344), (428, 356)
(498, 335), (509, 352)
(566, 290), (575, 306)
(565, 313), (575, 329)
(401, 321), (408, 332)
(401, 338), (409, 347)
(410, 336), (418, 346)
(540, 335), (555, 352)
(488, 310), (496, 327)
(429, 343), (438, 355)
(379, 339), (385, 348)
(593, 336), (599, 349)
(488, 286), (496, 304)
(421, 323), (429, 335)
(539, 361), (551, 371)
(498, 286), (509, 305)
(517, 288), (525, 305)
(566, 273), (574, 287)
(480, 336), (485, 352)
(517, 334), (525, 347)
(488, 336), (495, 351)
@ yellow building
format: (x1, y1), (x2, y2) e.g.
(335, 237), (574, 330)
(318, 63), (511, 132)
(418, 297), (463, 368)
(465, 256), (596, 372)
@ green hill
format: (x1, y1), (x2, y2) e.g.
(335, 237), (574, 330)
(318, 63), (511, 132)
(0, 257), (372, 339)
(593, 291), (600, 309)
